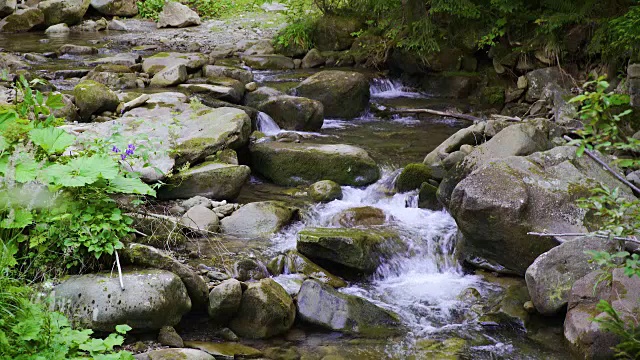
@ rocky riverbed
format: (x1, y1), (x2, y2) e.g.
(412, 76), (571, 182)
(1, 2), (639, 359)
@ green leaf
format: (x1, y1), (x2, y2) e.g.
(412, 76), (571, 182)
(29, 128), (76, 154)
(108, 176), (156, 196)
(45, 155), (119, 187)
(0, 109), (19, 131)
(1, 208), (33, 229)
(115, 324), (132, 335)
(0, 136), (7, 152)
(15, 158), (39, 183)
(45, 93), (65, 110)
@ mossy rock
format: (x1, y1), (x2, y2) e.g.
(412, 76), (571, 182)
(330, 206), (385, 227)
(294, 70), (369, 119)
(73, 80), (119, 121)
(395, 163), (433, 192)
(158, 162), (250, 201)
(480, 85), (506, 107)
(0, 8), (44, 32)
(308, 180), (342, 202)
(312, 14), (363, 51)
(415, 338), (468, 360)
(418, 182), (441, 211)
(285, 251), (347, 288)
(38, 0), (91, 26)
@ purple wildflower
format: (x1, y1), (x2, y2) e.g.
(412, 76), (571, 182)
(112, 146), (120, 153)
(121, 154), (127, 160)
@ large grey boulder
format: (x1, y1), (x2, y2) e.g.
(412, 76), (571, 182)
(85, 66), (137, 90)
(257, 95), (324, 131)
(229, 278), (296, 339)
(178, 83), (243, 104)
(121, 243), (209, 311)
(142, 52), (208, 76)
(53, 270), (191, 332)
(294, 70), (369, 119)
(308, 180), (342, 202)
(297, 279), (401, 337)
(284, 251), (347, 288)
(449, 145), (635, 275)
(180, 205), (220, 232)
(157, 1), (201, 28)
(564, 268), (640, 359)
(0, 0), (15, 18)
(220, 201), (295, 239)
(203, 65), (254, 85)
(38, 0), (91, 26)
(208, 279), (242, 324)
(525, 237), (619, 316)
(243, 55), (295, 70)
(0, 8), (44, 32)
(525, 67), (568, 102)
(73, 80), (120, 121)
(158, 162), (250, 200)
(91, 0), (137, 16)
(250, 141), (379, 186)
(150, 64), (188, 87)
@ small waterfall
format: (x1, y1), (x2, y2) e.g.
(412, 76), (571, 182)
(256, 112), (281, 136)
(370, 78), (425, 98)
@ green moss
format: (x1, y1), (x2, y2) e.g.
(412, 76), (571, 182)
(396, 163), (433, 192)
(481, 86), (506, 106)
(152, 52), (171, 58)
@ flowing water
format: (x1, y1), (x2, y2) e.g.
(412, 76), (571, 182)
(256, 112), (282, 136)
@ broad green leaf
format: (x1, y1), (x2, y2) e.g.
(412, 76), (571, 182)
(1, 208), (33, 229)
(14, 158), (39, 183)
(0, 109), (19, 131)
(29, 128), (76, 154)
(108, 176), (156, 196)
(115, 324), (132, 334)
(68, 155), (119, 181)
(46, 93), (65, 110)
(0, 136), (7, 152)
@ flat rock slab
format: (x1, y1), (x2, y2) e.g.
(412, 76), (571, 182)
(185, 341), (262, 360)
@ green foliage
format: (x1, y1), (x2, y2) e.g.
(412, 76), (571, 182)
(276, 19), (315, 52)
(593, 300), (640, 359)
(137, 0), (165, 21)
(137, 0), (263, 21)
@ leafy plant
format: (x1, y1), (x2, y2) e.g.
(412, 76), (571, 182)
(137, 0), (166, 21)
(593, 300), (640, 359)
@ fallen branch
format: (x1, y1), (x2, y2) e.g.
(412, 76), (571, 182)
(115, 250), (125, 291)
(391, 108), (483, 122)
(563, 135), (640, 195)
(528, 232), (640, 245)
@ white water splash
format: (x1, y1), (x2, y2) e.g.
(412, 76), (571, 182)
(256, 112), (282, 136)
(370, 78), (426, 99)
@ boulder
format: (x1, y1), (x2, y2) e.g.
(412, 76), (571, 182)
(86, 53), (141, 67)
(38, 0), (91, 26)
(234, 258), (269, 281)
(294, 70), (369, 119)
(284, 251), (347, 288)
(525, 67), (568, 102)
(312, 15), (361, 51)
(418, 182), (440, 211)
(121, 243), (209, 311)
(53, 269), (191, 332)
(308, 180), (342, 202)
(178, 83), (242, 104)
(208, 279), (242, 324)
(395, 163), (433, 192)
(0, 0), (15, 18)
(297, 227), (401, 273)
(58, 44), (98, 55)
(423, 122), (485, 174)
(135, 348), (214, 360)
(243, 55), (295, 70)
(184, 341), (262, 359)
(526, 237), (619, 316)
(203, 65), (254, 85)
(180, 205), (220, 232)
(157, 326), (184, 348)
(142, 52), (208, 76)
(159, 162), (250, 201)
(229, 278), (296, 339)
(243, 40), (274, 55)
(297, 279), (401, 336)
(73, 80), (119, 121)
(258, 95), (324, 131)
(220, 201), (295, 239)
(244, 86), (283, 108)
(250, 141), (379, 186)
(449, 145), (635, 275)
(420, 74), (479, 99)
(91, 0), (137, 16)
(0, 8), (44, 32)
(301, 48), (326, 68)
(85, 69), (138, 90)
(331, 206), (386, 227)
(157, 1), (200, 28)
(150, 64), (187, 87)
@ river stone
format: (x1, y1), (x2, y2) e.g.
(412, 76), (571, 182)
(135, 348), (214, 360)
(395, 163), (433, 192)
(86, 70), (137, 90)
(180, 205), (219, 232)
(38, 0), (91, 26)
(203, 65), (253, 85)
(418, 182), (440, 211)
(220, 201), (295, 239)
(294, 70), (369, 119)
(297, 279), (401, 337)
(244, 40), (275, 55)
(121, 243), (209, 311)
(284, 251), (347, 288)
(257, 95), (324, 131)
(185, 341), (262, 359)
(525, 67), (567, 102)
(423, 122), (485, 178)
(142, 52), (208, 76)
(150, 64), (187, 87)
(182, 196), (212, 210)
(53, 269), (191, 332)
(301, 48), (326, 68)
(0, 0), (14, 17)
(250, 142), (380, 186)
(525, 237), (619, 316)
(449, 145), (635, 275)
(158, 326), (183, 348)
(243, 86), (283, 108)
(0, 8), (44, 32)
(243, 55), (295, 70)
(58, 44), (98, 55)
(312, 14), (361, 51)
(45, 23), (69, 34)
(91, 0), (137, 16)
(0, 52), (29, 72)
(157, 1), (200, 28)
(178, 83), (242, 104)
(233, 258), (269, 281)
(208, 279), (242, 324)
(229, 278), (296, 339)
(86, 53), (141, 67)
(159, 162), (250, 201)
(73, 80), (119, 121)
(308, 180), (342, 202)
(297, 227), (400, 273)
(331, 206), (386, 227)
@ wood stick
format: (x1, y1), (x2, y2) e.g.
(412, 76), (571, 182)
(115, 250), (125, 291)
(562, 135), (640, 195)
(528, 232), (640, 245)
(391, 108), (483, 122)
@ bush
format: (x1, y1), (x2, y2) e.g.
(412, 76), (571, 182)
(137, 0), (165, 20)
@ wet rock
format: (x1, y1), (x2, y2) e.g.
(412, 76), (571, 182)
(220, 201), (295, 239)
(0, 8), (44, 32)
(312, 15), (361, 51)
(525, 67), (567, 102)
(85, 66), (138, 90)
(0, 0), (15, 17)
(308, 180), (342, 203)
(179, 83), (242, 104)
(185, 341), (262, 359)
(181, 195), (212, 210)
(331, 206), (386, 227)
(418, 182), (440, 211)
(301, 48), (326, 68)
(108, 18), (127, 31)
(297, 227), (401, 273)
(395, 163), (433, 192)
(0, 52), (29, 71)
(229, 278), (296, 339)
(142, 52), (208, 76)
(244, 40), (274, 55)
(264, 347), (300, 360)
(180, 205), (219, 232)
(158, 326), (184, 348)
(234, 258), (269, 281)
(45, 23), (69, 33)
(284, 251), (347, 288)
(423, 122), (485, 178)
(297, 279), (401, 337)
(294, 70), (369, 119)
(157, 1), (200, 28)
(150, 64), (188, 87)
(91, 0), (137, 16)
(53, 269), (191, 332)
(208, 279), (242, 324)
(525, 237), (619, 316)
(244, 86), (283, 108)
(243, 54), (295, 70)
(250, 142), (379, 186)
(479, 278), (531, 329)
(159, 162), (250, 201)
(121, 243), (209, 311)
(73, 80), (119, 121)
(258, 95), (324, 131)
(39, 0), (90, 26)
(86, 53), (141, 67)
